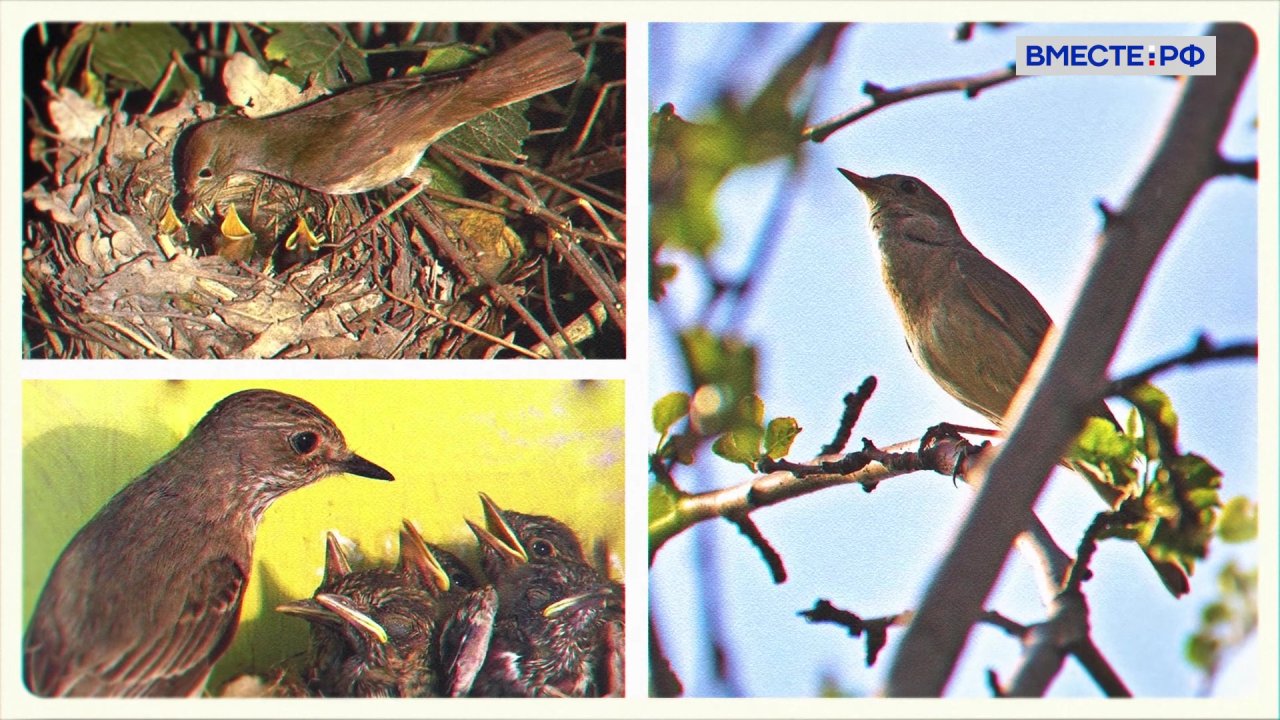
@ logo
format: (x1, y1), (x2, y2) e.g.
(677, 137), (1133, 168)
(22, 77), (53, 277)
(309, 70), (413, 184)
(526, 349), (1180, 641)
(1016, 36), (1216, 76)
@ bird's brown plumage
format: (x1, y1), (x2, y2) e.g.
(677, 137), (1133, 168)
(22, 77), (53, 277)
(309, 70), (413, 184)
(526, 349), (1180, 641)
(23, 389), (394, 697)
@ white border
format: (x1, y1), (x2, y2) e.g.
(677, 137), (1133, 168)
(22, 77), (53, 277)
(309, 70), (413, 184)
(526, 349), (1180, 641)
(2, 2), (1275, 718)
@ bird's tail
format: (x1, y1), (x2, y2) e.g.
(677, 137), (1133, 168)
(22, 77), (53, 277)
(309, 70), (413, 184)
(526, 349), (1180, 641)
(452, 31), (584, 118)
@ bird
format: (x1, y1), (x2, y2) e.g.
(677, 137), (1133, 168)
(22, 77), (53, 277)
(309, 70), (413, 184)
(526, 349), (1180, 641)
(22, 389), (395, 697)
(277, 522), (476, 697)
(839, 169), (1190, 597)
(466, 492), (587, 579)
(462, 493), (624, 696)
(174, 30), (585, 214)
(440, 557), (622, 697)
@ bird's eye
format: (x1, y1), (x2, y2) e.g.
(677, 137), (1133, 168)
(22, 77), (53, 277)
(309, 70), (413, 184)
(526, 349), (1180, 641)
(197, 167), (214, 179)
(289, 431), (319, 455)
(530, 539), (554, 558)
(900, 179), (919, 194)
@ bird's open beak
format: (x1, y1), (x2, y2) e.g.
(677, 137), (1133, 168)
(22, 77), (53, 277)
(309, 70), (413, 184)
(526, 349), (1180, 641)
(399, 520), (453, 594)
(324, 531), (353, 584)
(339, 453), (394, 481)
(467, 493), (528, 565)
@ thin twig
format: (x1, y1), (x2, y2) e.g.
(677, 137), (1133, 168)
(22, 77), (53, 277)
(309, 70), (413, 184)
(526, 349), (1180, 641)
(804, 64), (1022, 143)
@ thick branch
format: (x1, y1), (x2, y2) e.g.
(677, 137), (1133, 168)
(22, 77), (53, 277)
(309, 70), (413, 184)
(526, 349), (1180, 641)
(885, 22), (1257, 698)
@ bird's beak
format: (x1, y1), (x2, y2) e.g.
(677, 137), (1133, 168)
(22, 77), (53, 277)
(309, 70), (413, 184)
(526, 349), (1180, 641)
(324, 531), (352, 584)
(468, 493), (528, 565)
(467, 519), (528, 566)
(399, 520), (452, 594)
(838, 167), (877, 193)
(339, 453), (394, 481)
(314, 593), (389, 644)
(839, 168), (896, 210)
(542, 583), (618, 619)
(276, 598), (336, 622)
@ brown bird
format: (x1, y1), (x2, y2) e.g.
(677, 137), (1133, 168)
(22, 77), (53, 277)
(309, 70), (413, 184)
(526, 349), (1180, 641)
(22, 389), (394, 697)
(174, 30), (585, 212)
(440, 558), (622, 697)
(277, 523), (476, 697)
(840, 169), (1190, 597)
(466, 492), (587, 579)
(463, 493), (623, 696)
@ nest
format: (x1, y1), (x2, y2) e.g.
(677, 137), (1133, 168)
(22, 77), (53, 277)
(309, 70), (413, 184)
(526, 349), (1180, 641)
(22, 23), (626, 359)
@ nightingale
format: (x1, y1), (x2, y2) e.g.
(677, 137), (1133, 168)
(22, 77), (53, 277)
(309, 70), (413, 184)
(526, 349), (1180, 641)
(441, 558), (622, 697)
(23, 389), (395, 697)
(839, 169), (1190, 598)
(278, 523), (476, 697)
(174, 30), (585, 213)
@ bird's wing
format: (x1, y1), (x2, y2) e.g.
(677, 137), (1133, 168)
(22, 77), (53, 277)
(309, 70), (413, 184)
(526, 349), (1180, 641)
(953, 248), (1053, 365)
(83, 555), (247, 697)
(440, 586), (498, 697)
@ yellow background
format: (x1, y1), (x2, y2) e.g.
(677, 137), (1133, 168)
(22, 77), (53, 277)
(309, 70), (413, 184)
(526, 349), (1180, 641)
(21, 379), (624, 692)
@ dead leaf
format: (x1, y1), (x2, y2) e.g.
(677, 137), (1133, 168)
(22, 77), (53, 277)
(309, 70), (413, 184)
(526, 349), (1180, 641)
(222, 52), (328, 118)
(47, 85), (107, 140)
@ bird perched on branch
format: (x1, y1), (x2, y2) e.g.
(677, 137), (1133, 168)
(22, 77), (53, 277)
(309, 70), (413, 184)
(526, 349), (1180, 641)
(840, 169), (1190, 597)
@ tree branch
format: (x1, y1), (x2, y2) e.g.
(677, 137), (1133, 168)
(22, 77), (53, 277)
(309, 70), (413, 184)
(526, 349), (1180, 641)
(804, 64), (1022, 143)
(1107, 334), (1257, 398)
(884, 22), (1257, 698)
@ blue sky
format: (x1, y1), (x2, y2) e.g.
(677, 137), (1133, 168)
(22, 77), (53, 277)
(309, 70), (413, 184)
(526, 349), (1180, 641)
(649, 22), (1261, 698)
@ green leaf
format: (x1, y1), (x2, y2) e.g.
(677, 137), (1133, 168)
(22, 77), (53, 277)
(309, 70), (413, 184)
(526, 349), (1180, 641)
(648, 481), (681, 526)
(763, 417), (801, 459)
(438, 101), (530, 161)
(1185, 562), (1257, 684)
(652, 392), (691, 434)
(740, 394), (765, 427)
(712, 426), (762, 471)
(419, 157), (466, 197)
(649, 106), (734, 256)
(1127, 382), (1179, 449)
(409, 42), (486, 74)
(1184, 632), (1218, 671)
(679, 328), (758, 398)
(91, 23), (196, 100)
(1218, 497), (1259, 540)
(264, 23), (370, 88)
(1075, 416), (1133, 461)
